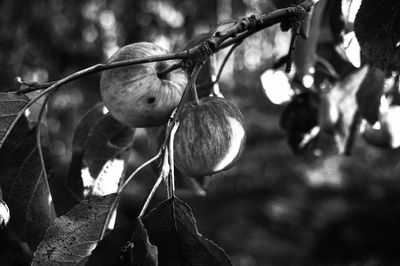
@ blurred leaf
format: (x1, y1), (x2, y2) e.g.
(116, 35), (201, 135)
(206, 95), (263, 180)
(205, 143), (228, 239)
(261, 70), (293, 105)
(330, 66), (369, 152)
(0, 92), (29, 149)
(354, 0), (400, 70)
(67, 103), (106, 198)
(0, 130), (55, 250)
(32, 193), (116, 266)
(142, 197), (232, 266)
(86, 219), (158, 266)
(356, 66), (385, 124)
(280, 91), (320, 153)
(83, 114), (134, 178)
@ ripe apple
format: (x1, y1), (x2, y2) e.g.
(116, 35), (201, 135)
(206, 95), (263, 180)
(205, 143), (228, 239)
(174, 97), (246, 178)
(100, 42), (188, 127)
(362, 105), (400, 149)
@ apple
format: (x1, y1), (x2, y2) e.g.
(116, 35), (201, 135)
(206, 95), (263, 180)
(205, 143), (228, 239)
(100, 42), (188, 127)
(362, 105), (400, 149)
(173, 97), (246, 178)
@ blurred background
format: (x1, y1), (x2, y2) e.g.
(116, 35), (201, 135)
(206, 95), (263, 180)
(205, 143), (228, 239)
(1, 0), (400, 265)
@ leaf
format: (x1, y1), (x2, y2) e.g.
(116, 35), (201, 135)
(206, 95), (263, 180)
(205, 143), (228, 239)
(83, 157), (127, 198)
(0, 130), (56, 250)
(0, 92), (29, 149)
(86, 219), (158, 266)
(67, 103), (106, 198)
(329, 66), (369, 152)
(0, 115), (29, 163)
(32, 193), (116, 266)
(354, 0), (400, 70)
(142, 197), (233, 266)
(356, 66), (386, 124)
(83, 114), (134, 178)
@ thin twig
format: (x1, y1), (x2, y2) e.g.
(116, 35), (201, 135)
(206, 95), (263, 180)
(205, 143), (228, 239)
(99, 151), (162, 240)
(285, 21), (302, 73)
(174, 63), (203, 115)
(36, 96), (53, 216)
(167, 121), (179, 198)
(157, 62), (183, 77)
(215, 42), (241, 82)
(219, 0), (313, 49)
(139, 175), (163, 217)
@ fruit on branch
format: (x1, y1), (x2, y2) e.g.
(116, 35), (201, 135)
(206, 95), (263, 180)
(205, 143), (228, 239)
(174, 97), (246, 178)
(362, 104), (400, 149)
(100, 42), (188, 127)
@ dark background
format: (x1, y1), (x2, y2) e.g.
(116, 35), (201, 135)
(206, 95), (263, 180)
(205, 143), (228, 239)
(1, 0), (400, 265)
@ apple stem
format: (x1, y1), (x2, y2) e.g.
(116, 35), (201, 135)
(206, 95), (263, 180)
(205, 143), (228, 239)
(157, 62), (183, 79)
(176, 63), (203, 110)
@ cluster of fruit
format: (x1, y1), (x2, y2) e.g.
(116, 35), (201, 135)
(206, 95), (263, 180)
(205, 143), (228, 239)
(100, 42), (246, 178)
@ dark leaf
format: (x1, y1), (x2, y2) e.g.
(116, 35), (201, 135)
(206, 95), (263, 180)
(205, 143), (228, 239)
(32, 193), (116, 266)
(0, 225), (33, 266)
(0, 92), (29, 149)
(0, 115), (29, 163)
(0, 130), (56, 250)
(86, 219), (158, 266)
(130, 219), (158, 266)
(355, 0), (400, 70)
(142, 197), (233, 266)
(67, 103), (106, 198)
(83, 114), (134, 178)
(356, 66), (386, 124)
